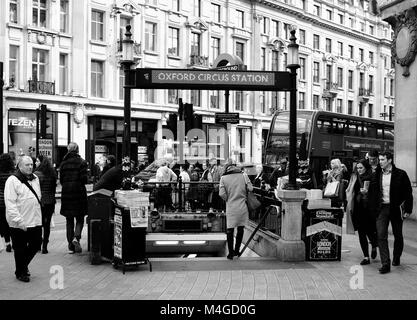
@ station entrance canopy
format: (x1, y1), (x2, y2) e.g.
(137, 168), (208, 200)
(127, 68), (292, 91)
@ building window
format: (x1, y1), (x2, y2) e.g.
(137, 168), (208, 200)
(299, 57), (306, 80)
(191, 90), (201, 107)
(360, 22), (365, 32)
(313, 62), (320, 83)
(301, 0), (306, 10)
(272, 92), (278, 110)
(32, 0), (47, 28)
(348, 45), (353, 59)
(210, 90), (220, 109)
(348, 100), (353, 115)
(210, 37), (220, 66)
(338, 14), (344, 25)
(369, 25), (374, 35)
(313, 34), (320, 50)
(271, 50), (279, 71)
(236, 9), (244, 28)
(170, 0), (180, 11)
(272, 20), (279, 37)
(369, 51), (374, 64)
(91, 10), (104, 41)
(60, 0), (69, 33)
(145, 22), (157, 51)
(235, 91), (244, 111)
(337, 42), (343, 56)
(359, 72), (364, 89)
(194, 0), (201, 17)
(9, 45), (19, 87)
(262, 17), (269, 34)
(359, 103), (364, 117)
(283, 53), (287, 70)
(191, 32), (201, 56)
(348, 70), (353, 89)
(326, 64), (332, 82)
(325, 98), (331, 112)
(118, 68), (124, 100)
(350, 17), (355, 28)
(299, 92), (305, 109)
(236, 127), (250, 164)
(32, 48), (48, 81)
(91, 60), (104, 97)
(359, 48), (364, 62)
(327, 9), (333, 20)
(168, 27), (179, 56)
(384, 78), (387, 96)
(260, 92), (266, 113)
(313, 95), (319, 110)
(325, 38), (332, 53)
(10, 0), (19, 23)
(313, 5), (320, 16)
(59, 53), (68, 95)
(168, 89), (179, 104)
(145, 89), (155, 103)
(336, 99), (343, 113)
(261, 48), (266, 71)
(390, 79), (395, 96)
(368, 104), (373, 118)
(212, 3), (220, 23)
(337, 67), (343, 87)
(283, 23), (290, 39)
(235, 41), (244, 62)
(299, 29), (306, 45)
(369, 75), (374, 94)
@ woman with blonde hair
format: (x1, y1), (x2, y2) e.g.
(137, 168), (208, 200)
(323, 158), (345, 208)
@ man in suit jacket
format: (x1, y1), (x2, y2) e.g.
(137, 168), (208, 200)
(368, 151), (413, 274)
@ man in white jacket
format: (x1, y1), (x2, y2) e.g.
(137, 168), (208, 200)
(5, 156), (42, 282)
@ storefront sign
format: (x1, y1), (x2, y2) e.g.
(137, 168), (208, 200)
(8, 110), (37, 133)
(215, 113), (240, 124)
(38, 139), (53, 161)
(95, 145), (108, 153)
(114, 210), (122, 259)
(138, 146), (147, 153)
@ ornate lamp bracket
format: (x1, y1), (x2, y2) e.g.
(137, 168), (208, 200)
(392, 9), (417, 77)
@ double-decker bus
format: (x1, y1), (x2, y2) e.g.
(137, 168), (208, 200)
(263, 110), (394, 187)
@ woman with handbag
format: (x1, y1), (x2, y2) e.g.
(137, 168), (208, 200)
(346, 159), (378, 265)
(323, 158), (345, 208)
(219, 161), (254, 260)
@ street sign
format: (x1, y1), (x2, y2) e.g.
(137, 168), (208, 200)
(38, 138), (53, 161)
(215, 113), (240, 124)
(214, 64), (246, 71)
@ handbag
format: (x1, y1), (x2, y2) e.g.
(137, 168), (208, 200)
(323, 180), (340, 198)
(246, 181), (261, 211)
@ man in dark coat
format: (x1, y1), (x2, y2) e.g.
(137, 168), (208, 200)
(59, 142), (88, 253)
(93, 165), (123, 192)
(368, 151), (413, 274)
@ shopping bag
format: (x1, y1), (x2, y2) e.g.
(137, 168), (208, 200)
(247, 190), (261, 211)
(323, 181), (340, 198)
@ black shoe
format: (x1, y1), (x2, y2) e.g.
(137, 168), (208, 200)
(72, 239), (82, 253)
(371, 248), (377, 259)
(6, 244), (12, 252)
(360, 258), (370, 265)
(16, 274), (30, 282)
(392, 257), (401, 266)
(379, 265), (391, 274)
(68, 243), (75, 254)
(42, 247), (48, 254)
(227, 253), (233, 260)
(24, 268), (30, 277)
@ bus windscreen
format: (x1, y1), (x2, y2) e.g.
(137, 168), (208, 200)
(264, 111), (313, 166)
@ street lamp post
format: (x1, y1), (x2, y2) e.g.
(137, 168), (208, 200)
(120, 25), (135, 186)
(285, 29), (300, 190)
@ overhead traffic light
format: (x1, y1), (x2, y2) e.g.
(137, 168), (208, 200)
(39, 104), (50, 138)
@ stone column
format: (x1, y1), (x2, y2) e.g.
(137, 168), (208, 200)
(276, 189), (306, 261)
(380, 1), (417, 221)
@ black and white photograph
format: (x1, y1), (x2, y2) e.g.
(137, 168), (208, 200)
(0, 0), (417, 316)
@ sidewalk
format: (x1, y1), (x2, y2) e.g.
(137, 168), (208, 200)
(1, 209), (417, 300)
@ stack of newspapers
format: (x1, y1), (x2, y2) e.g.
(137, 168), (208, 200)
(115, 190), (150, 209)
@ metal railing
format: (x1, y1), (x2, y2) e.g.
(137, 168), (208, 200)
(359, 87), (370, 96)
(28, 80), (55, 95)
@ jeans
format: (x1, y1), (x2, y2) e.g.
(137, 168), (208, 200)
(376, 204), (404, 266)
(42, 203), (55, 245)
(66, 216), (85, 244)
(9, 226), (42, 277)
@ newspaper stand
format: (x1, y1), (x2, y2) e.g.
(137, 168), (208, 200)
(112, 190), (152, 273)
(303, 200), (344, 261)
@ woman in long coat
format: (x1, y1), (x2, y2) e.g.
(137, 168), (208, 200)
(346, 159), (377, 265)
(59, 142), (88, 253)
(219, 162), (253, 260)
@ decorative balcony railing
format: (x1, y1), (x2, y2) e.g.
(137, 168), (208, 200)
(28, 80), (55, 95)
(324, 81), (339, 91)
(359, 88), (370, 96)
(189, 54), (209, 67)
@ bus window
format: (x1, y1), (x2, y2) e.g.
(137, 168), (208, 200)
(385, 127), (394, 140)
(348, 123), (357, 136)
(377, 127), (384, 139)
(367, 125), (377, 139)
(362, 125), (367, 137)
(317, 118), (332, 133)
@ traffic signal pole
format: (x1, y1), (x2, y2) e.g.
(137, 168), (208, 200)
(224, 90), (230, 162)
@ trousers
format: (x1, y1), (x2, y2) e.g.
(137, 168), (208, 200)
(66, 216), (85, 244)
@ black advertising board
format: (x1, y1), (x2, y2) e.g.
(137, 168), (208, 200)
(304, 208), (343, 261)
(215, 112), (240, 124)
(132, 68), (292, 91)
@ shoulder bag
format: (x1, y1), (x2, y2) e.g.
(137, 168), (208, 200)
(13, 174), (42, 207)
(245, 175), (261, 211)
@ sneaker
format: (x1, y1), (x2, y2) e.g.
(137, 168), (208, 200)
(72, 239), (82, 253)
(68, 243), (75, 254)
(360, 258), (370, 265)
(6, 244), (12, 252)
(378, 264), (391, 274)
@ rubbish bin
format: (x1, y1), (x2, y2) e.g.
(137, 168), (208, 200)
(303, 206), (344, 261)
(87, 189), (114, 264)
(112, 203), (152, 273)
